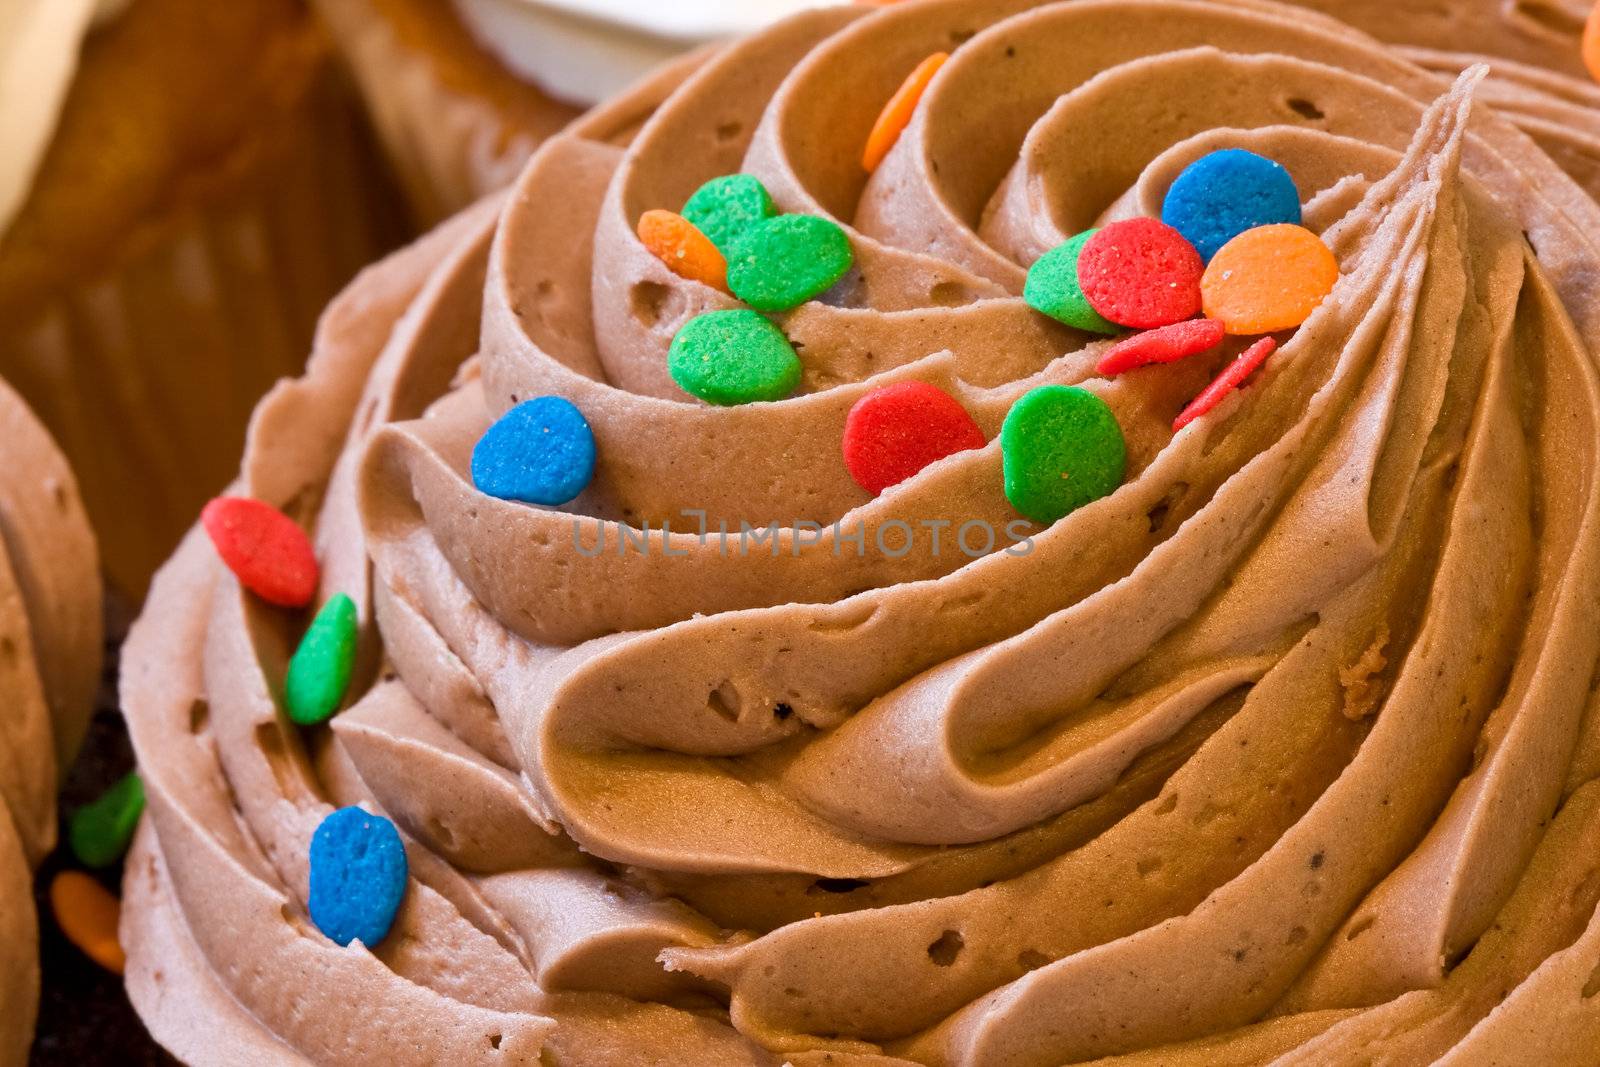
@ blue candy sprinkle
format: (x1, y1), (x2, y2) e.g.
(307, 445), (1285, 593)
(1161, 149), (1302, 262)
(308, 806), (408, 948)
(471, 396), (596, 506)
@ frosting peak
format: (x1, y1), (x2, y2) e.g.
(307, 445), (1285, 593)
(121, 2), (1600, 1064)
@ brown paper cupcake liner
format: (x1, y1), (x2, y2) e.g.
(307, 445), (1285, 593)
(312, 0), (582, 224)
(0, 65), (404, 598)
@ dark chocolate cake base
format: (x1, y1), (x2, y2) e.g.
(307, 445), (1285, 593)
(31, 596), (172, 1066)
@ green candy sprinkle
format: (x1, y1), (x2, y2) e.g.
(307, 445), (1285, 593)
(286, 593), (359, 726)
(726, 214), (854, 312)
(682, 174), (777, 254)
(70, 771), (144, 868)
(1024, 230), (1120, 335)
(669, 310), (802, 406)
(1001, 385), (1126, 524)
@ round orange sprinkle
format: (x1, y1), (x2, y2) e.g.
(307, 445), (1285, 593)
(1585, 2), (1600, 83)
(1201, 224), (1338, 335)
(637, 210), (729, 293)
(51, 870), (125, 974)
(862, 52), (948, 173)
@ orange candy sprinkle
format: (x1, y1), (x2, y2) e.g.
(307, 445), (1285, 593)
(862, 52), (949, 173)
(637, 210), (729, 293)
(1585, 2), (1600, 83)
(51, 870), (125, 974)
(1201, 224), (1338, 335)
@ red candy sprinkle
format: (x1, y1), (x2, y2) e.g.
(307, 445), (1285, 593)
(1079, 218), (1204, 329)
(201, 497), (319, 608)
(1173, 337), (1278, 432)
(1096, 318), (1226, 377)
(843, 381), (986, 495)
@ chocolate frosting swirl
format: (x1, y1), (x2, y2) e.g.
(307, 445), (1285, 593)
(121, 1), (1600, 1063)
(0, 376), (101, 1067)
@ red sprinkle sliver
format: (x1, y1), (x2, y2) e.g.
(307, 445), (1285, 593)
(1079, 218), (1204, 329)
(843, 381), (986, 495)
(201, 497), (319, 608)
(1097, 318), (1226, 376)
(1173, 337), (1278, 432)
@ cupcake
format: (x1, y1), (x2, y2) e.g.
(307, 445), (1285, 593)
(0, 379), (101, 1065)
(310, 0), (828, 223)
(121, 0), (1600, 1063)
(0, 0), (405, 599)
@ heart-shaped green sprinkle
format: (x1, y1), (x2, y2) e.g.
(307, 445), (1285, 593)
(1001, 385), (1126, 524)
(69, 771), (145, 869)
(726, 214), (854, 312)
(1024, 230), (1120, 334)
(669, 310), (803, 405)
(286, 593), (359, 726)
(682, 174), (777, 254)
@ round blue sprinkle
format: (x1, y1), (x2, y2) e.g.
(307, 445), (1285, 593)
(308, 806), (408, 948)
(471, 396), (596, 506)
(1161, 149), (1302, 262)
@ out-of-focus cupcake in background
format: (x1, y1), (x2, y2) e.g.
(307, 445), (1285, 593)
(0, 378), (100, 1067)
(312, 0), (832, 223)
(0, 0), (405, 600)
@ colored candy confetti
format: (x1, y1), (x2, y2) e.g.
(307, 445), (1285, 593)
(1161, 149), (1302, 262)
(727, 214), (854, 311)
(1097, 318), (1226, 377)
(1201, 223), (1338, 334)
(669, 310), (803, 405)
(842, 381), (986, 495)
(1001, 385), (1126, 524)
(51, 871), (125, 974)
(201, 497), (318, 609)
(285, 593), (358, 727)
(682, 174), (776, 254)
(862, 52), (948, 173)
(1079, 218), (1204, 330)
(1173, 336), (1278, 432)
(1024, 230), (1120, 335)
(69, 772), (144, 869)
(637, 209), (729, 292)
(471, 396), (597, 506)
(308, 806), (408, 948)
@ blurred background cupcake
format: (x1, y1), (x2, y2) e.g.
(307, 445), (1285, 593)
(312, 0), (831, 223)
(0, 0), (406, 600)
(0, 377), (100, 1067)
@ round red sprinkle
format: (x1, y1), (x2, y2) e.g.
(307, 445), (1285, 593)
(842, 381), (986, 495)
(1079, 218), (1204, 329)
(1173, 336), (1278, 432)
(201, 497), (319, 608)
(1096, 318), (1226, 377)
